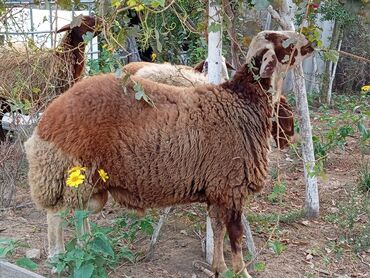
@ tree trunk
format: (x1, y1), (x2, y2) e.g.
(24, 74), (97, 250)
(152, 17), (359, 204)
(293, 65), (320, 218)
(222, 0), (240, 69)
(269, 0), (320, 218)
(326, 36), (342, 105)
(321, 20), (340, 103)
(206, 0), (223, 264)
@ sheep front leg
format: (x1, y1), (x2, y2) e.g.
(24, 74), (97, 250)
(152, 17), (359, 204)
(208, 205), (228, 276)
(47, 210), (65, 259)
(226, 210), (251, 278)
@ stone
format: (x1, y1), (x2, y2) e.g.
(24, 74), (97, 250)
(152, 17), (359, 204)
(26, 249), (41, 260)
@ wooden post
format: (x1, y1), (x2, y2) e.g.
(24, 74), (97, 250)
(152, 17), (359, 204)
(0, 260), (45, 278)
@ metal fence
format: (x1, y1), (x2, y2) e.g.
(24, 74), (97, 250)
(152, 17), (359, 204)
(0, 0), (99, 61)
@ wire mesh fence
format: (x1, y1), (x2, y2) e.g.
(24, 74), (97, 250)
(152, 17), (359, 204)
(0, 0), (99, 60)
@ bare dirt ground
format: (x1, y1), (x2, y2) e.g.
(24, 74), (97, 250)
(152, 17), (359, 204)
(1, 119), (370, 278)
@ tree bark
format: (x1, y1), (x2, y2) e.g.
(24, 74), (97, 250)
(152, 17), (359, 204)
(321, 20), (340, 103)
(293, 65), (320, 218)
(222, 0), (241, 69)
(269, 0), (320, 218)
(206, 0), (223, 264)
(326, 36), (342, 105)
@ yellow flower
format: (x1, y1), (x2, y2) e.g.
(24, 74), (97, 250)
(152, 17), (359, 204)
(98, 169), (109, 183)
(68, 166), (86, 173)
(151, 53), (157, 61)
(66, 170), (85, 188)
(361, 85), (370, 92)
(127, 0), (145, 12)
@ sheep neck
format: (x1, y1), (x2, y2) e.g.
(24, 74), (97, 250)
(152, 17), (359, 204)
(58, 31), (87, 83)
(221, 63), (272, 105)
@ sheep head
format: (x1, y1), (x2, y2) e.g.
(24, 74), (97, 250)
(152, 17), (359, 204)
(56, 15), (103, 38)
(246, 31), (315, 79)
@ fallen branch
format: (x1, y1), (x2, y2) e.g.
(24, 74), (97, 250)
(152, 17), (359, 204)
(357, 254), (370, 268)
(337, 50), (370, 64)
(145, 207), (172, 260)
(0, 202), (33, 211)
(192, 260), (214, 277)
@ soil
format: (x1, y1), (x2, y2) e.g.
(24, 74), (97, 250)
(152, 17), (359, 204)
(1, 117), (370, 278)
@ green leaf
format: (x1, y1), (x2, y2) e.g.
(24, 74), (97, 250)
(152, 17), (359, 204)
(140, 218), (154, 235)
(133, 83), (144, 100)
(115, 68), (122, 79)
(112, 0), (121, 8)
(0, 239), (16, 258)
(72, 263), (94, 278)
(119, 247), (134, 262)
(90, 234), (114, 257)
(150, 0), (165, 8)
(221, 269), (235, 278)
(74, 210), (89, 233)
(154, 28), (162, 53)
(358, 122), (369, 139)
(208, 22), (222, 33)
(16, 257), (38, 271)
(323, 49), (339, 63)
(252, 0), (270, 10)
(83, 32), (94, 43)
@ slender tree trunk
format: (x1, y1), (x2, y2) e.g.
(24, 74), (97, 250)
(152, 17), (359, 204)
(326, 36), (342, 105)
(269, 0), (320, 218)
(222, 0), (240, 69)
(321, 20), (340, 102)
(293, 65), (320, 218)
(206, 0), (223, 264)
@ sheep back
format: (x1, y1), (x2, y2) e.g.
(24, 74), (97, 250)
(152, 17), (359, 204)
(28, 73), (270, 211)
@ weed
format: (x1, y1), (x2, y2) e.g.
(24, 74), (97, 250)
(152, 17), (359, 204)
(0, 238), (19, 258)
(247, 209), (304, 225)
(221, 269), (249, 278)
(267, 181), (286, 203)
(323, 187), (370, 252)
(50, 210), (155, 277)
(253, 261), (266, 272)
(49, 166), (155, 277)
(358, 164), (370, 193)
(16, 257), (38, 271)
(268, 240), (286, 255)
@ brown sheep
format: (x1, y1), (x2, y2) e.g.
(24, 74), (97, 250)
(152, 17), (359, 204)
(24, 30), (314, 277)
(0, 15), (102, 141)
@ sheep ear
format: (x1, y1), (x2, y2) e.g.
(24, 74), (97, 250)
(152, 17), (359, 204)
(56, 24), (71, 33)
(193, 60), (205, 73)
(225, 61), (235, 71)
(259, 49), (277, 78)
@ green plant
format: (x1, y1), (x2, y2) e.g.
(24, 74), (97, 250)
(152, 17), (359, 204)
(323, 187), (370, 252)
(221, 269), (249, 278)
(49, 165), (154, 277)
(253, 261), (266, 272)
(16, 257), (38, 271)
(268, 240), (286, 255)
(50, 210), (116, 278)
(0, 238), (19, 258)
(358, 164), (370, 193)
(267, 181), (286, 203)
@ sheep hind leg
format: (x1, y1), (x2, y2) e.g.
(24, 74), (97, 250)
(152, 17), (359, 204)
(47, 210), (65, 259)
(226, 210), (252, 278)
(208, 205), (228, 276)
